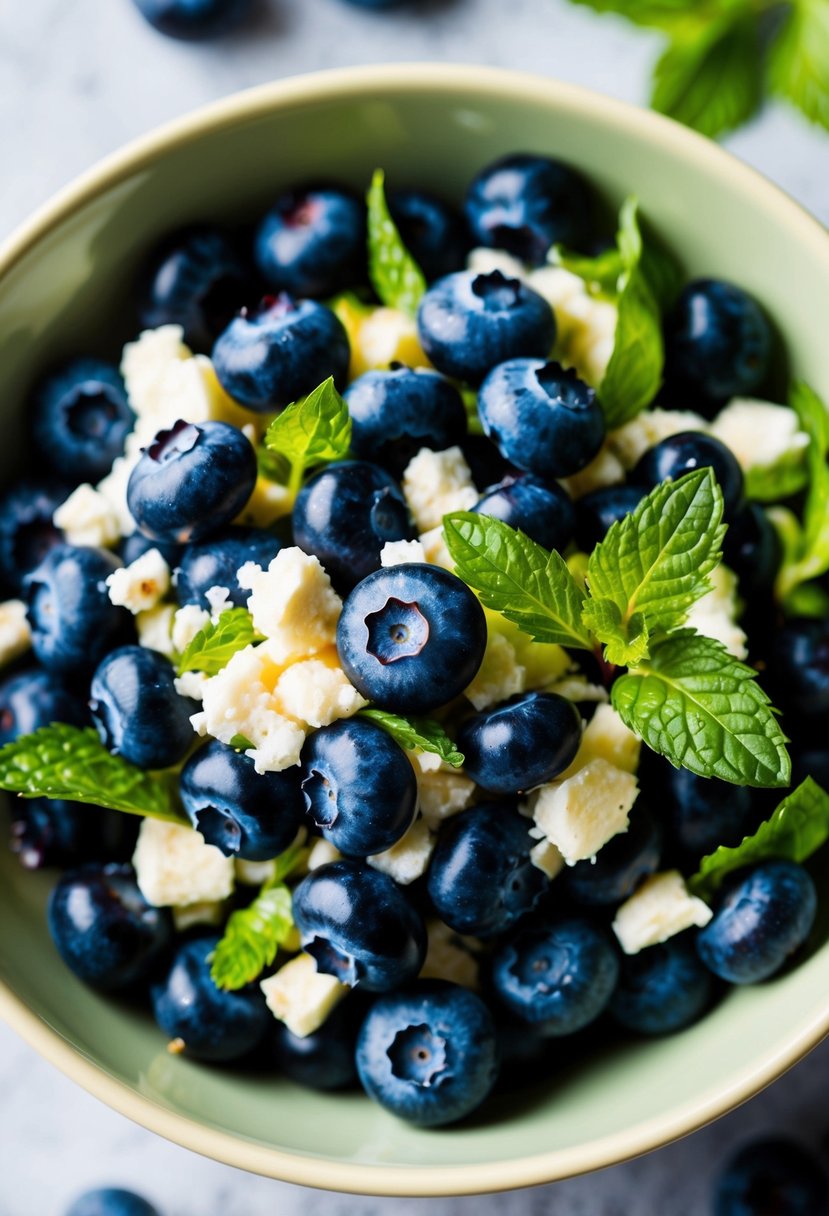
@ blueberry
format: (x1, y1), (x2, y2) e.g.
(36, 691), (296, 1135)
(336, 564), (487, 713)
(653, 762), (760, 866)
(472, 473), (575, 552)
(90, 646), (197, 770)
(292, 859), (426, 991)
(339, 0), (411, 8)
(151, 935), (270, 1061)
(461, 433), (516, 489)
(175, 526), (282, 609)
(478, 359), (604, 478)
(575, 485), (646, 550)
(664, 279), (772, 409)
(25, 545), (131, 677)
(356, 981), (499, 1126)
(563, 803), (662, 906)
(631, 431), (744, 519)
(180, 739), (305, 860)
(10, 797), (138, 872)
(300, 717), (417, 857)
(255, 185), (366, 299)
(417, 271), (555, 386)
(48, 863), (172, 991)
(766, 618), (829, 720)
(388, 189), (468, 282)
(722, 502), (782, 598)
(212, 295), (350, 412)
(344, 366), (467, 475)
(119, 532), (184, 570)
(0, 666), (89, 746)
(137, 226), (254, 352)
(31, 359), (134, 485)
(127, 419), (257, 545)
(697, 861), (817, 985)
(292, 461), (413, 592)
(609, 933), (713, 1035)
(457, 691), (582, 795)
(131, 0), (252, 39)
(714, 1137), (828, 1216)
(0, 479), (67, 594)
(465, 153), (594, 265)
(427, 802), (548, 937)
(491, 917), (619, 1035)
(269, 999), (361, 1091)
(65, 1188), (161, 1216)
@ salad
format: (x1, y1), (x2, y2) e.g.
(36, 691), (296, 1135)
(0, 152), (827, 1128)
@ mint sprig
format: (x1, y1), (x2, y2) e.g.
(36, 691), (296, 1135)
(366, 168), (427, 318)
(178, 607), (262, 677)
(773, 382), (829, 603)
(263, 377), (352, 499)
(359, 708), (465, 768)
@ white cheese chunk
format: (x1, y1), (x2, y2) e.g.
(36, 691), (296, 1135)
(121, 325), (191, 416)
(171, 604), (211, 654)
(205, 585), (233, 618)
(133, 819), (234, 908)
(559, 445), (626, 500)
(546, 674), (609, 704)
(105, 548), (171, 614)
(608, 408), (710, 470)
(613, 870), (713, 955)
(96, 452), (139, 538)
(533, 758), (638, 865)
(380, 539), (427, 567)
(528, 265), (618, 386)
(174, 671), (209, 702)
(306, 838), (343, 872)
(274, 652), (368, 728)
(420, 919), (480, 989)
(684, 564), (748, 660)
(235, 858), (277, 886)
(355, 307), (425, 371)
(402, 446), (478, 532)
(238, 548), (342, 663)
(467, 247), (527, 280)
(260, 953), (348, 1038)
(53, 483), (122, 548)
(529, 838), (566, 880)
(464, 631), (526, 711)
(136, 603), (176, 658)
(368, 817), (435, 885)
(415, 761), (476, 831)
(710, 398), (809, 474)
(418, 525), (454, 571)
(578, 703), (641, 774)
(172, 900), (225, 933)
(234, 475), (293, 528)
(0, 600), (31, 668)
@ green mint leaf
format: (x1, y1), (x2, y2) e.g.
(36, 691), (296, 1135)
(210, 883), (294, 991)
(0, 725), (184, 822)
(638, 228), (685, 313)
(229, 733), (255, 752)
(358, 707), (465, 768)
(689, 777), (829, 900)
(178, 607), (262, 677)
(586, 468), (725, 635)
(564, 0), (723, 31)
(745, 450), (809, 503)
(443, 511), (594, 651)
(550, 244), (624, 296)
(581, 598), (651, 667)
(768, 0), (829, 132)
(366, 168), (427, 318)
(271, 837), (309, 885)
(598, 257), (663, 429)
(784, 582), (829, 620)
(775, 382), (829, 600)
(264, 377), (352, 483)
(257, 444), (290, 486)
(611, 630), (791, 788)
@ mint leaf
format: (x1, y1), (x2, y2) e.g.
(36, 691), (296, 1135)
(611, 630), (791, 788)
(582, 598), (651, 667)
(264, 377), (352, 487)
(638, 229), (684, 313)
(745, 450), (809, 503)
(775, 382), (829, 600)
(210, 882), (294, 991)
(366, 169), (427, 318)
(358, 708), (464, 768)
(564, 0), (723, 31)
(0, 725), (184, 822)
(257, 444), (290, 486)
(768, 0), (829, 132)
(689, 777), (829, 900)
(178, 607), (261, 677)
(550, 245), (623, 297)
(229, 733), (255, 751)
(443, 511), (594, 651)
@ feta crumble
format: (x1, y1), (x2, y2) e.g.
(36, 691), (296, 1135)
(238, 548), (342, 664)
(133, 819), (234, 908)
(612, 870), (713, 955)
(529, 838), (565, 881)
(380, 539), (427, 567)
(533, 758), (638, 865)
(174, 671), (209, 702)
(274, 650), (368, 728)
(414, 753), (476, 831)
(577, 703), (641, 775)
(136, 603), (176, 658)
(0, 600), (31, 668)
(709, 398), (809, 474)
(418, 525), (454, 571)
(402, 446), (478, 532)
(306, 838), (343, 872)
(53, 483), (122, 548)
(368, 817), (436, 885)
(465, 631), (526, 711)
(608, 409), (709, 470)
(171, 604), (211, 654)
(260, 953), (348, 1038)
(105, 548), (171, 614)
(684, 564), (748, 660)
(172, 900), (226, 933)
(420, 919), (480, 989)
(559, 444), (626, 500)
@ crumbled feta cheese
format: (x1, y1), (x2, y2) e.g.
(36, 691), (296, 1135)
(274, 650), (368, 728)
(121, 325), (191, 415)
(418, 525), (454, 571)
(53, 483), (122, 548)
(685, 564), (748, 659)
(233, 475), (293, 528)
(533, 759), (638, 865)
(608, 409), (709, 470)
(96, 452), (138, 538)
(171, 604), (211, 654)
(238, 548), (342, 663)
(136, 603), (176, 658)
(174, 671), (209, 702)
(105, 548), (171, 614)
(528, 265), (617, 386)
(235, 858), (278, 886)
(306, 838), (343, 872)
(559, 445), (626, 500)
(710, 398), (809, 474)
(415, 760), (476, 831)
(0, 600), (31, 668)
(353, 307), (430, 376)
(260, 953), (348, 1038)
(368, 817), (436, 885)
(402, 446), (478, 532)
(420, 919), (480, 989)
(578, 703), (641, 774)
(172, 900), (225, 932)
(613, 870), (713, 955)
(465, 631), (526, 710)
(529, 838), (565, 880)
(380, 539), (427, 567)
(546, 674), (609, 704)
(133, 819), (234, 907)
(205, 585), (233, 618)
(467, 247), (527, 280)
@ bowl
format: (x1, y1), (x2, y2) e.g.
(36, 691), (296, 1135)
(1, 64), (828, 1198)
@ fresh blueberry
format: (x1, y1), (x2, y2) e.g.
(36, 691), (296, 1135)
(649, 762), (760, 866)
(10, 797), (138, 872)
(563, 803), (662, 906)
(65, 1188), (161, 1216)
(461, 433), (515, 489)
(457, 691), (582, 795)
(491, 917), (619, 1035)
(465, 153), (594, 265)
(356, 981), (499, 1126)
(427, 802), (549, 937)
(127, 419), (257, 545)
(714, 1137), (828, 1216)
(336, 564), (487, 713)
(722, 502), (782, 598)
(697, 861), (817, 985)
(300, 717), (417, 857)
(664, 279), (772, 409)
(48, 863), (172, 991)
(0, 666), (89, 746)
(791, 741), (829, 791)
(175, 526), (282, 609)
(292, 461), (413, 592)
(255, 185), (366, 299)
(151, 935), (270, 1061)
(212, 295), (350, 412)
(472, 473), (575, 552)
(417, 271), (556, 385)
(90, 646), (197, 770)
(180, 739), (305, 860)
(766, 618), (829, 720)
(631, 431), (744, 519)
(478, 359), (604, 478)
(610, 933), (713, 1035)
(575, 485), (646, 550)
(31, 359), (134, 485)
(292, 859), (426, 991)
(339, 0), (412, 8)
(119, 532), (184, 570)
(131, 0), (252, 39)
(388, 189), (468, 282)
(269, 999), (361, 1091)
(25, 545), (131, 677)
(344, 366), (467, 475)
(0, 479), (67, 594)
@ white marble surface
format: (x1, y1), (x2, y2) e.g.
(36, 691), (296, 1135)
(0, 2), (828, 1213)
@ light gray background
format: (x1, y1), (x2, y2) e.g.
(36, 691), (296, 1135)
(0, 1), (827, 1213)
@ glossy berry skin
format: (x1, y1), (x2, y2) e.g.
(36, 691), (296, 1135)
(151, 935), (270, 1062)
(491, 917), (619, 1035)
(427, 802), (548, 938)
(417, 270), (555, 386)
(0, 478), (67, 594)
(292, 859), (427, 992)
(269, 999), (360, 1091)
(292, 461), (413, 592)
(610, 933), (713, 1035)
(10, 797), (137, 872)
(767, 618), (829, 719)
(65, 1188), (161, 1216)
(180, 739), (305, 860)
(664, 279), (772, 409)
(388, 190), (468, 282)
(344, 366), (467, 475)
(25, 545), (130, 677)
(575, 485), (645, 551)
(127, 419), (257, 545)
(31, 359), (134, 484)
(300, 717), (417, 857)
(722, 501), (782, 597)
(563, 803), (662, 907)
(478, 359), (604, 479)
(90, 646), (198, 770)
(212, 295), (350, 412)
(0, 667), (88, 746)
(255, 186), (366, 299)
(175, 526), (282, 609)
(462, 433), (515, 489)
(465, 153), (594, 265)
(632, 431), (744, 519)
(48, 863), (172, 992)
(697, 861), (817, 985)
(472, 474), (575, 553)
(336, 564), (487, 713)
(356, 981), (499, 1127)
(131, 0), (252, 39)
(119, 531), (184, 570)
(654, 763), (759, 866)
(457, 691), (582, 795)
(714, 1137), (828, 1216)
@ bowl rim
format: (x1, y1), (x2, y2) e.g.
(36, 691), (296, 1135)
(1, 62), (828, 1197)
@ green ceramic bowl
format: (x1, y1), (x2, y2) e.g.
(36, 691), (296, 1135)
(1, 65), (828, 1198)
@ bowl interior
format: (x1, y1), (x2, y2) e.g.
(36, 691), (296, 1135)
(1, 67), (828, 1195)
